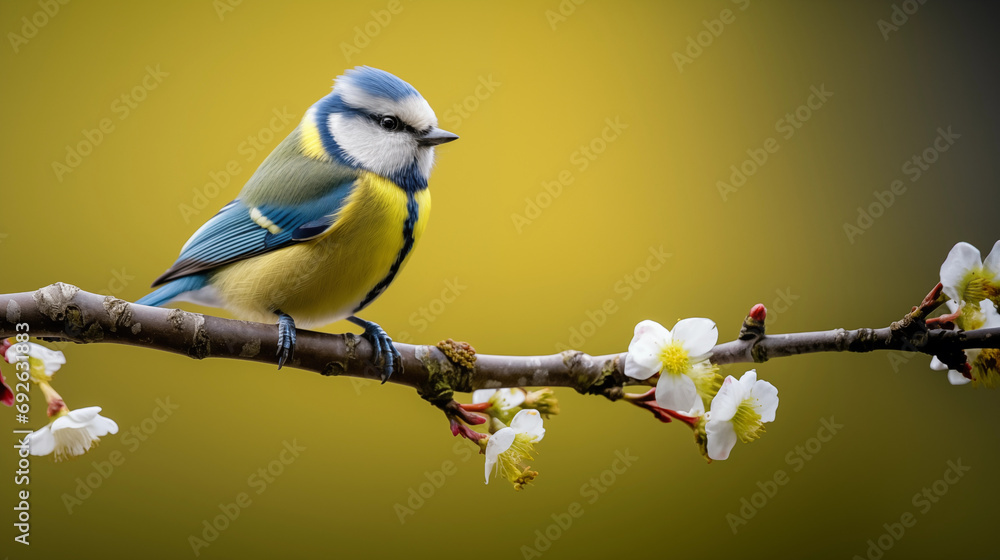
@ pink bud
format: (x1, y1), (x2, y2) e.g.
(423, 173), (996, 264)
(0, 370), (13, 407)
(749, 304), (766, 322)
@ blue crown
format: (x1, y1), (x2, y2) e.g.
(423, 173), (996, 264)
(339, 66), (420, 101)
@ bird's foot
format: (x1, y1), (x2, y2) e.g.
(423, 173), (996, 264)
(348, 316), (400, 383)
(275, 311), (296, 369)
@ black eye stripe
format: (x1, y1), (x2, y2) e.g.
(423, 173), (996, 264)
(371, 114), (418, 134)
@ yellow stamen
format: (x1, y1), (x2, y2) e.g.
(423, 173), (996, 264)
(495, 433), (540, 488)
(524, 388), (560, 417)
(513, 466), (539, 490)
(660, 342), (690, 376)
(691, 363), (722, 404)
(972, 349), (1000, 389)
(961, 274), (991, 306)
(731, 398), (765, 443)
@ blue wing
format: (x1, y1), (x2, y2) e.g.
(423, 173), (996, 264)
(151, 184), (353, 287)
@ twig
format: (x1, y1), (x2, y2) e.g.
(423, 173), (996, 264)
(1, 284), (997, 402)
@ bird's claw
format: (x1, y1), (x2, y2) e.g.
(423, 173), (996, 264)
(276, 312), (296, 369)
(349, 316), (400, 383)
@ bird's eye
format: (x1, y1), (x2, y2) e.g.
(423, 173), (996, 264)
(379, 116), (400, 131)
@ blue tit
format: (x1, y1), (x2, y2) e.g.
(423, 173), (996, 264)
(136, 66), (458, 380)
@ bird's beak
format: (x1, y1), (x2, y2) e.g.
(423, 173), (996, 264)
(418, 127), (459, 147)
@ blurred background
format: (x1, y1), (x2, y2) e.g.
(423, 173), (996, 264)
(2, 0), (998, 558)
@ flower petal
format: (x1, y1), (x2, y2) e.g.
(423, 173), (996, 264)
(929, 356), (948, 371)
(673, 318), (718, 358)
(940, 242), (982, 302)
(982, 240), (1000, 278)
(706, 420), (738, 461)
(509, 409), (545, 441)
(484, 427), (515, 484)
(28, 425), (56, 457)
(625, 320), (671, 380)
(472, 389), (497, 405)
(947, 369), (972, 386)
(31, 344), (66, 375)
(654, 373), (698, 412)
(749, 378), (779, 423)
(625, 354), (659, 381)
(86, 415), (119, 438)
(738, 369), (758, 393)
(67, 406), (103, 420)
(687, 396), (706, 417)
(707, 375), (744, 423)
(633, 319), (671, 342)
(55, 406), (102, 429)
(980, 299), (1000, 327)
(945, 299), (960, 314)
(497, 388), (526, 409)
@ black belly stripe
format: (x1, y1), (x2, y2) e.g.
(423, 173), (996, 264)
(353, 192), (419, 313)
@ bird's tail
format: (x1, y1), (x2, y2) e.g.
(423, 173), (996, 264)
(135, 276), (207, 307)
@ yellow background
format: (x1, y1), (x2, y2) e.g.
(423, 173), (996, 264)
(2, 1), (998, 558)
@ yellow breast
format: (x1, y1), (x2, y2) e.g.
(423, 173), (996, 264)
(210, 173), (431, 327)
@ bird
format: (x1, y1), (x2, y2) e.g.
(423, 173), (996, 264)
(136, 66), (458, 382)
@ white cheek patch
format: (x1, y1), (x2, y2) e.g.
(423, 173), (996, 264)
(329, 113), (417, 177)
(416, 148), (435, 181)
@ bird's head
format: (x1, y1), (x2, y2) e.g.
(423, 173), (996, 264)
(312, 66), (458, 190)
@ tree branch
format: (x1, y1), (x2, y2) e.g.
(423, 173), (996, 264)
(2, 284), (998, 404)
